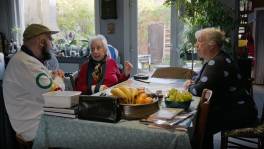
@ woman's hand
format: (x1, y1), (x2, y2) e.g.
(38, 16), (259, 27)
(124, 61), (133, 76)
(183, 80), (194, 90)
(91, 85), (108, 93)
(100, 85), (108, 91)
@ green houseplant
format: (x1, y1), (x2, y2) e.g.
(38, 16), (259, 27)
(164, 0), (236, 58)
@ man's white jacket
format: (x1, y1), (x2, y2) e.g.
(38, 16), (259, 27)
(3, 51), (65, 141)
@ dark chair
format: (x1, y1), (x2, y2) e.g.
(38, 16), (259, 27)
(237, 58), (254, 96)
(0, 81), (18, 149)
(220, 105), (264, 149)
(69, 70), (79, 90)
(64, 71), (79, 91)
(192, 89), (213, 149)
(152, 67), (196, 79)
(1, 82), (34, 149)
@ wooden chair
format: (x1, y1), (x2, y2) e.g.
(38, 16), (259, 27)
(192, 89), (213, 149)
(151, 67), (196, 79)
(220, 105), (264, 149)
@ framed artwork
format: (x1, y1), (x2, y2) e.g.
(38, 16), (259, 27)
(101, 0), (117, 19)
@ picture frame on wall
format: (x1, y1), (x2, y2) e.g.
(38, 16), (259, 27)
(101, 0), (117, 19)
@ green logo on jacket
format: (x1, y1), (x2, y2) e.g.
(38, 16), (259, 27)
(36, 73), (52, 89)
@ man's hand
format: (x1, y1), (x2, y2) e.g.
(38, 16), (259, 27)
(124, 61), (133, 76)
(51, 69), (64, 78)
(183, 80), (194, 90)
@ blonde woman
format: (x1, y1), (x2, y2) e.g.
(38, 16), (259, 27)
(184, 28), (258, 148)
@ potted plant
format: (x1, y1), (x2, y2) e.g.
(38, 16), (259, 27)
(180, 42), (196, 60)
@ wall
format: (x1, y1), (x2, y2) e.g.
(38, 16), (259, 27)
(254, 9), (264, 84)
(0, 0), (23, 44)
(253, 0), (264, 8)
(98, 0), (125, 64)
(0, 0), (13, 39)
(97, 0), (138, 74)
(220, 0), (235, 9)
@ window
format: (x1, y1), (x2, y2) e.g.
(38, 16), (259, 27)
(138, 0), (171, 73)
(19, 0), (95, 58)
(137, 0), (201, 73)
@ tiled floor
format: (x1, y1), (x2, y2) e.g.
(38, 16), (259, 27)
(213, 85), (264, 149)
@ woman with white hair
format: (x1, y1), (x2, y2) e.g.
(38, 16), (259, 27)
(75, 34), (133, 95)
(184, 28), (258, 148)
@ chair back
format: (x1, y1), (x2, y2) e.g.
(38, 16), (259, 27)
(70, 70), (79, 90)
(151, 67), (196, 79)
(192, 89), (213, 149)
(261, 104), (264, 123)
(64, 71), (79, 91)
(0, 53), (5, 80)
(237, 58), (253, 96)
(0, 82), (18, 148)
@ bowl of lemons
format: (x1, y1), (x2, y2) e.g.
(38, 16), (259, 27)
(165, 88), (192, 110)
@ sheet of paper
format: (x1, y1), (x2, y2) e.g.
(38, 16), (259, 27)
(148, 78), (186, 86)
(148, 78), (179, 84)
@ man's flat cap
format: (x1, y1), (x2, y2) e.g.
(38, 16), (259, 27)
(23, 24), (58, 41)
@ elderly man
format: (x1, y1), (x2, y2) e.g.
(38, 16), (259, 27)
(3, 24), (65, 145)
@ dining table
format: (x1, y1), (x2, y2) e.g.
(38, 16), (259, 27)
(33, 77), (200, 149)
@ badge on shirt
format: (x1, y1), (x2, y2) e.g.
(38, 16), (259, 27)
(36, 73), (52, 89)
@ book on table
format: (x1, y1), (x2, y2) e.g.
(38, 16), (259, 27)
(146, 108), (184, 121)
(43, 106), (78, 114)
(44, 111), (77, 119)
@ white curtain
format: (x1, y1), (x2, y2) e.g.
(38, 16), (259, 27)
(254, 9), (264, 84)
(23, 0), (58, 30)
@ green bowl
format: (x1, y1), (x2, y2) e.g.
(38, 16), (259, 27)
(165, 98), (191, 110)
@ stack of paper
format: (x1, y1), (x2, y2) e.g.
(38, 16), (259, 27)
(140, 108), (196, 130)
(44, 106), (78, 119)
